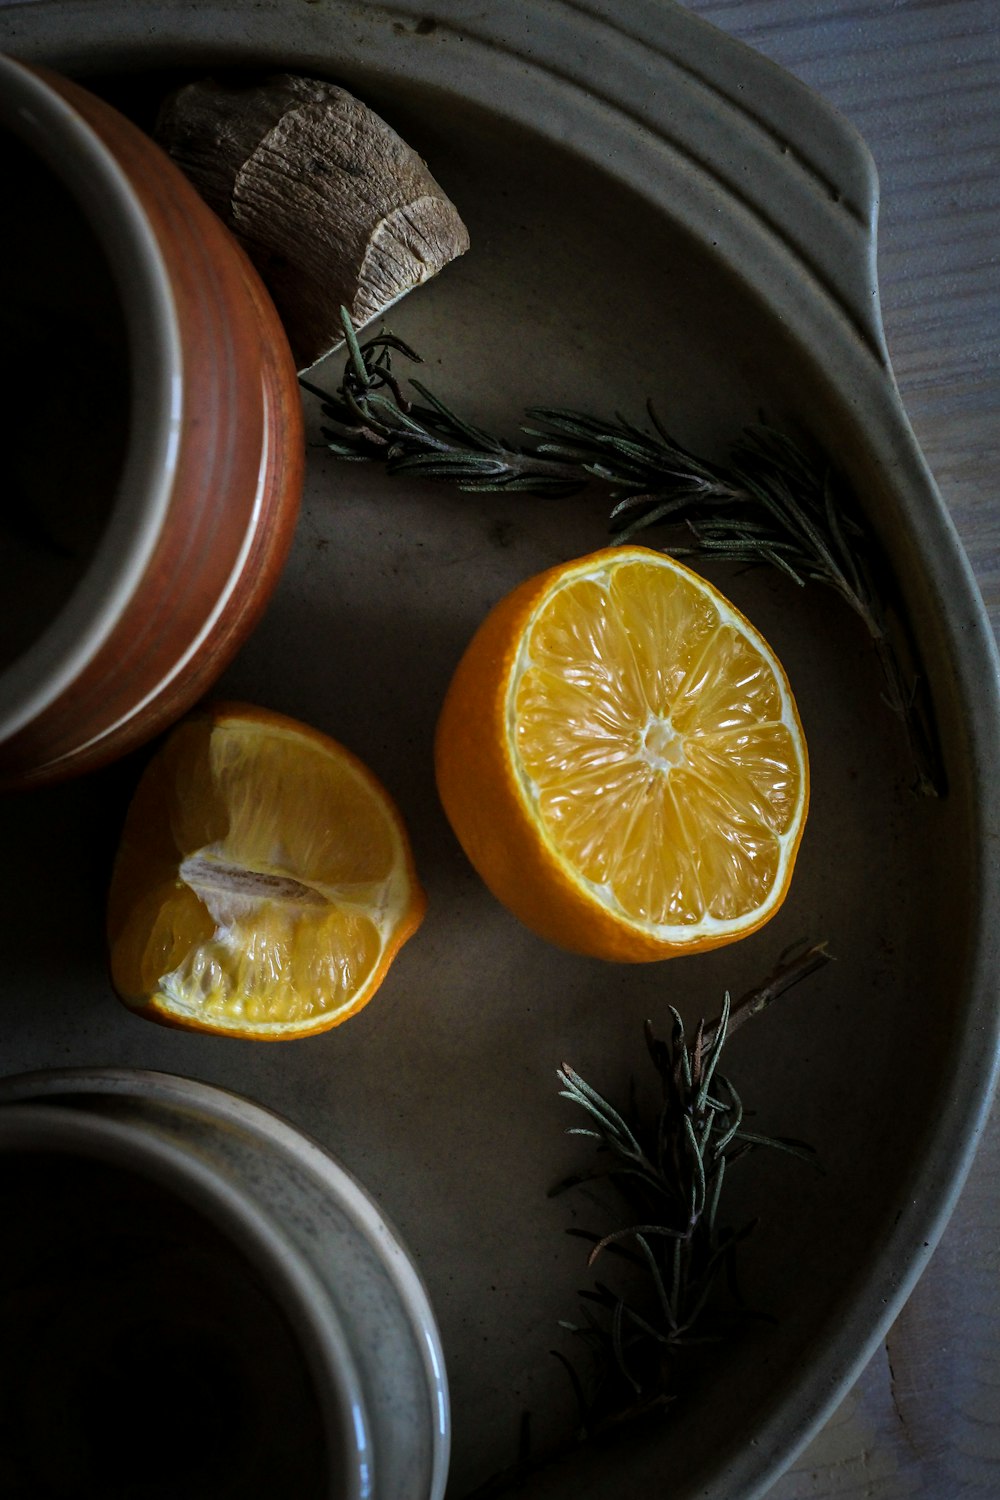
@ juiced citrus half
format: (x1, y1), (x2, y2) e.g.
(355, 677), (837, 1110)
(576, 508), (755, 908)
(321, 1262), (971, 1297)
(108, 703), (425, 1038)
(434, 546), (808, 960)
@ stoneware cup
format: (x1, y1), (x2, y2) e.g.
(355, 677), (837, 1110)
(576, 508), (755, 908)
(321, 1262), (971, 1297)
(0, 1068), (451, 1500)
(0, 56), (304, 788)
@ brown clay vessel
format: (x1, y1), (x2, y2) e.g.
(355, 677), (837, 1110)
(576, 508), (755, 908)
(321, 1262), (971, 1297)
(0, 58), (304, 788)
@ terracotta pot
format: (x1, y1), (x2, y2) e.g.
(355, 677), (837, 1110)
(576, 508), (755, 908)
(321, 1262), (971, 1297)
(0, 57), (303, 788)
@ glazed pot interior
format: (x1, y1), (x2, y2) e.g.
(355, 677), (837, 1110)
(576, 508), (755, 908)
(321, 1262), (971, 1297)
(1, 131), (127, 673)
(0, 57), (177, 742)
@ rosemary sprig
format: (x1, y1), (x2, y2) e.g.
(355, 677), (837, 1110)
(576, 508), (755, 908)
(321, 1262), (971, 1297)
(303, 311), (941, 795)
(461, 942), (830, 1499)
(550, 940), (829, 1438)
(301, 317), (585, 494)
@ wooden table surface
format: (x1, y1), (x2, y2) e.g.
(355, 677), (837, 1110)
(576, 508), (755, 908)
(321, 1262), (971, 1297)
(683, 4), (1000, 1495)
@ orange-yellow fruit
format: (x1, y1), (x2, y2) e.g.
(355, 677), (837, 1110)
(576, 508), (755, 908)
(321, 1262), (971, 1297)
(108, 702), (425, 1039)
(434, 546), (808, 961)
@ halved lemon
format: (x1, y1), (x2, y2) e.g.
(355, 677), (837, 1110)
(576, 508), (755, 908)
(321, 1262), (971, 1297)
(108, 703), (425, 1038)
(434, 546), (808, 960)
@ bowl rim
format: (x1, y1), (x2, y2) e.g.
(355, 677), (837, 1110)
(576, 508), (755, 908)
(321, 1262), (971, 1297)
(0, 1099), (372, 1500)
(0, 53), (180, 742)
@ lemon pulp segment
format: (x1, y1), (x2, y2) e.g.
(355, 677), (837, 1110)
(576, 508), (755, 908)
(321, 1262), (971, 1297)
(112, 715), (415, 1031)
(510, 556), (805, 935)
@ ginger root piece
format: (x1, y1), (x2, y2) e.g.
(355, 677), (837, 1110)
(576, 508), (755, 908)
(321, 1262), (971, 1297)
(156, 73), (470, 370)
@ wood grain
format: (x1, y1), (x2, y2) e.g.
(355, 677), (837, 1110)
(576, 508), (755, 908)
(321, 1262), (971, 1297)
(685, 5), (1000, 1495)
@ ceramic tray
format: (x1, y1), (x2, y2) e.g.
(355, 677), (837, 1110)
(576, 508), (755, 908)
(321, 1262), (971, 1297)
(2, 4), (999, 1498)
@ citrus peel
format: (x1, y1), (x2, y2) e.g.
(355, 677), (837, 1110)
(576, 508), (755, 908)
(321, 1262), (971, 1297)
(434, 546), (808, 960)
(107, 702), (425, 1038)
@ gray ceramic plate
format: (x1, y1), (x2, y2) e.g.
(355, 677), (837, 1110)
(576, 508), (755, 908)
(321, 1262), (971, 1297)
(2, 4), (999, 1498)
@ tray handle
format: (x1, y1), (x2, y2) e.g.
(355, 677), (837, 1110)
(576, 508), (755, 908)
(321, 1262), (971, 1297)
(560, 0), (888, 364)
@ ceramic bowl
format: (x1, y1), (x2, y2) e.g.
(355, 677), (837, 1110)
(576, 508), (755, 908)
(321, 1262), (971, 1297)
(0, 1068), (450, 1500)
(0, 56), (303, 789)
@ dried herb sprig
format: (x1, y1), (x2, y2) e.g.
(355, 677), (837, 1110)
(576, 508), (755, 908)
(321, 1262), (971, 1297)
(303, 312), (941, 795)
(461, 941), (830, 1499)
(550, 940), (830, 1440)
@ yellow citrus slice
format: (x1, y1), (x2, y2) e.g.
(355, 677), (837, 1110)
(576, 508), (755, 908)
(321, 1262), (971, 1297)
(108, 703), (425, 1038)
(434, 546), (808, 960)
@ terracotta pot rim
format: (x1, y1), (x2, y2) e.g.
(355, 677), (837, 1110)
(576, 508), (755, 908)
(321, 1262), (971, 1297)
(0, 54), (180, 742)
